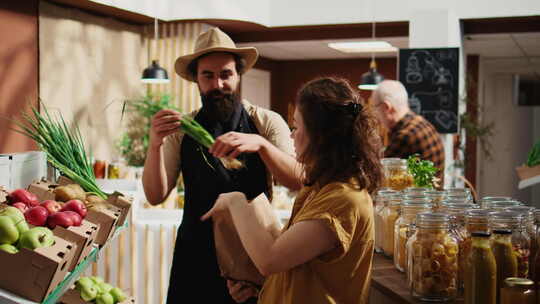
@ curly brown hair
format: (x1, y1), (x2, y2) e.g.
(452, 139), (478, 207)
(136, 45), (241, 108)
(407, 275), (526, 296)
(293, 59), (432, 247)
(296, 77), (383, 193)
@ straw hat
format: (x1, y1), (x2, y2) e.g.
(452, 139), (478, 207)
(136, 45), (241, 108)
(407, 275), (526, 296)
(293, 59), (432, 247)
(174, 27), (258, 82)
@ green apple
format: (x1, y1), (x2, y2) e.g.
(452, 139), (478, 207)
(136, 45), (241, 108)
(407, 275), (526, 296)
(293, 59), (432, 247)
(96, 292), (114, 304)
(110, 287), (127, 302)
(96, 282), (114, 294)
(90, 276), (104, 284)
(80, 284), (98, 301)
(18, 227), (54, 250)
(0, 206), (24, 222)
(0, 215), (19, 245)
(0, 244), (18, 254)
(15, 219), (29, 235)
(75, 277), (95, 292)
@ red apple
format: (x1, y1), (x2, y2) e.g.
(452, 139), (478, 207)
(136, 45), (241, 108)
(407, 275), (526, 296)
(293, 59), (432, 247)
(63, 211), (82, 226)
(9, 189), (39, 207)
(12, 202), (29, 213)
(24, 206), (49, 226)
(41, 200), (63, 215)
(60, 200), (87, 218)
(47, 211), (74, 229)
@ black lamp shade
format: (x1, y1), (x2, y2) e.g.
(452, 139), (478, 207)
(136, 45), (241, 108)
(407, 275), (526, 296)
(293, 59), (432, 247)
(141, 60), (170, 84)
(358, 67), (384, 90)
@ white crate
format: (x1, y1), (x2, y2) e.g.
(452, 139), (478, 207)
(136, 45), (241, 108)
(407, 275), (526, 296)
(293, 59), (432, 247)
(0, 151), (47, 190)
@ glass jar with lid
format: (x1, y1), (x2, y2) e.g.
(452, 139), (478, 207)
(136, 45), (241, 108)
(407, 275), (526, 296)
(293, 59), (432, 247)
(486, 200), (523, 211)
(479, 196), (514, 208)
(424, 189), (446, 211)
(394, 199), (432, 272)
(382, 195), (402, 257)
(500, 277), (535, 304)
(464, 232), (496, 304)
(490, 211), (531, 279)
(440, 202), (478, 295)
(444, 188), (473, 204)
(381, 158), (414, 191)
(374, 189), (399, 254)
(403, 187), (429, 196)
(534, 210), (540, 292)
(505, 206), (536, 276)
(408, 212), (458, 302)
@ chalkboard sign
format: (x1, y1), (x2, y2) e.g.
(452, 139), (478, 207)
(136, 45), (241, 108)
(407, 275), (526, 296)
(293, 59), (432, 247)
(398, 48), (459, 133)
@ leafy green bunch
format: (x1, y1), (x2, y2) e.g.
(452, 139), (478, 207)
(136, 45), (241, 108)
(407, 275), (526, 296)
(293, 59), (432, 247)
(118, 94), (179, 167)
(13, 105), (107, 199)
(526, 139), (540, 167)
(407, 154), (439, 188)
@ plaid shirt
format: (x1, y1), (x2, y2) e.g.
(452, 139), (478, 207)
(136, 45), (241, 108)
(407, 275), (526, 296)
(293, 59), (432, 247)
(385, 112), (445, 183)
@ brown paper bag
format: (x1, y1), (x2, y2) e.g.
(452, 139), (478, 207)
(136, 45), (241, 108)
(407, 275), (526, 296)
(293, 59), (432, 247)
(213, 211), (265, 287)
(213, 193), (281, 287)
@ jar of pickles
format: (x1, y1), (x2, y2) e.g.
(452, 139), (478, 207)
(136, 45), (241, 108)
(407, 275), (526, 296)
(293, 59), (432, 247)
(490, 211), (531, 278)
(382, 158), (414, 191)
(394, 199), (432, 272)
(374, 189), (399, 253)
(408, 212), (458, 301)
(464, 232), (496, 304)
(382, 196), (402, 257)
(500, 277), (535, 304)
(464, 209), (493, 296)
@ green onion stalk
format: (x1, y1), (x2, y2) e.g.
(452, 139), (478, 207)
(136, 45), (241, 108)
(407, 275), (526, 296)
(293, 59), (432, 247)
(12, 106), (107, 199)
(180, 116), (243, 170)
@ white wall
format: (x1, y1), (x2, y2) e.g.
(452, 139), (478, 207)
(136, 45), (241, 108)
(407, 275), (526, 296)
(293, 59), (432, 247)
(89, 0), (540, 26)
(241, 68), (271, 109)
(478, 57), (540, 206)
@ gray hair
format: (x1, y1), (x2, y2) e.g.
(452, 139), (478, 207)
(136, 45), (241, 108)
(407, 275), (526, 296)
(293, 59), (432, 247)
(374, 80), (409, 110)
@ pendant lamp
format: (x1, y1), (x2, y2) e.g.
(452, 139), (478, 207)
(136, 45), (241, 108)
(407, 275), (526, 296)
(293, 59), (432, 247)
(141, 18), (170, 84)
(358, 20), (384, 90)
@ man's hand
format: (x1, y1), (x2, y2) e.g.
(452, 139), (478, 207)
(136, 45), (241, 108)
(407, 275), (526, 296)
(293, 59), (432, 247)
(210, 132), (266, 159)
(227, 280), (259, 303)
(149, 109), (182, 149)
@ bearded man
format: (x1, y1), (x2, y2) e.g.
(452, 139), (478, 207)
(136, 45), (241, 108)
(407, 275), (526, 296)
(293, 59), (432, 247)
(142, 27), (301, 303)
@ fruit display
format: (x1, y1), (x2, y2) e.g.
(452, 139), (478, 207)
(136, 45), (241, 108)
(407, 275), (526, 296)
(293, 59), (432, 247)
(74, 276), (127, 303)
(0, 206), (54, 254)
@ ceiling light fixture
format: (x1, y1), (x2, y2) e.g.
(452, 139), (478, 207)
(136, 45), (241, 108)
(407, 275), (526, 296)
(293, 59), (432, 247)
(141, 17), (170, 84)
(328, 41), (397, 53)
(358, 8), (385, 91)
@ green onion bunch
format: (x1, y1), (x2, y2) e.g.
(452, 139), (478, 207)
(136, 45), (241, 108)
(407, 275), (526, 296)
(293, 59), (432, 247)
(13, 106), (107, 199)
(180, 116), (243, 170)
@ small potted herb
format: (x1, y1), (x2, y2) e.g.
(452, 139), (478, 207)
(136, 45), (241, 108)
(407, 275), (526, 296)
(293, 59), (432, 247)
(516, 139), (540, 181)
(407, 154), (440, 189)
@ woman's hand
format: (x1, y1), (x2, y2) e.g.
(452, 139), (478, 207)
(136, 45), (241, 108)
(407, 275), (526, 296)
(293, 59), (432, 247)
(210, 132), (266, 159)
(227, 280), (259, 303)
(200, 192), (247, 221)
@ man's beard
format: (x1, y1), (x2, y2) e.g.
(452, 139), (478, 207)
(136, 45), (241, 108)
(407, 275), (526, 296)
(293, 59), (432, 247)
(200, 89), (241, 124)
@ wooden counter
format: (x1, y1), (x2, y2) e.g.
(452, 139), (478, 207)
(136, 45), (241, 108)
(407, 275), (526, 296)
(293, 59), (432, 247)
(370, 253), (462, 304)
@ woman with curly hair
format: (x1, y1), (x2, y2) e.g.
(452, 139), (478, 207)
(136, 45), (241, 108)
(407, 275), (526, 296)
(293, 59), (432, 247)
(203, 76), (383, 304)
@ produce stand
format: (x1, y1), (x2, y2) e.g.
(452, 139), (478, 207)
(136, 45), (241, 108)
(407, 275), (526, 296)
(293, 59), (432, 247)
(0, 222), (128, 304)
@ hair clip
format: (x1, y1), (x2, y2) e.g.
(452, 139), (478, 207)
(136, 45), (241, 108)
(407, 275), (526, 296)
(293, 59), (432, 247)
(348, 102), (361, 115)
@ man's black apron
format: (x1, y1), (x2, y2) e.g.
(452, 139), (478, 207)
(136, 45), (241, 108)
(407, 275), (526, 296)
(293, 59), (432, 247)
(166, 103), (269, 303)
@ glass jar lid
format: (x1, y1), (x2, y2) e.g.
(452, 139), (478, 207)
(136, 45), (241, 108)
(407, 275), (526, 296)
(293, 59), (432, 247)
(504, 277), (534, 287)
(489, 211), (525, 227)
(486, 200), (523, 211)
(504, 206), (535, 222)
(416, 212), (451, 228)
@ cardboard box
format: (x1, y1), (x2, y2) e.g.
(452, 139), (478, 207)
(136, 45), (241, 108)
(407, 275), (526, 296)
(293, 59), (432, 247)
(58, 288), (135, 304)
(0, 186), (8, 204)
(0, 236), (75, 302)
(85, 207), (121, 245)
(53, 220), (99, 271)
(27, 178), (57, 201)
(107, 192), (132, 227)
(516, 164), (540, 181)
